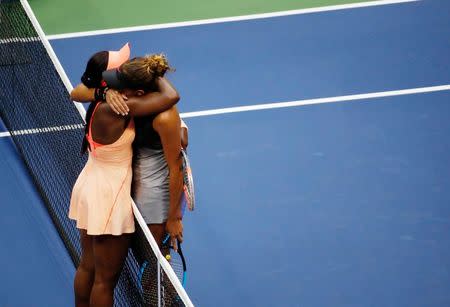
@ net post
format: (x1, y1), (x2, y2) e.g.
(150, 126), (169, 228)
(18, 0), (86, 122)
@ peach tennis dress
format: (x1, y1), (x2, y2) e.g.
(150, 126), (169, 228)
(69, 103), (135, 235)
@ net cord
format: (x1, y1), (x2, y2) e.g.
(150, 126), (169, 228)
(19, 1), (194, 305)
(19, 0), (87, 121)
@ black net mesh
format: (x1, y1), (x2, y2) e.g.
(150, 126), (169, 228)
(0, 0), (84, 264)
(0, 1), (188, 306)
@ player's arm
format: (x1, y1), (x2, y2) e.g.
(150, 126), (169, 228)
(70, 77), (179, 116)
(154, 107), (184, 245)
(70, 82), (129, 115)
(70, 83), (95, 102)
(126, 77), (180, 117)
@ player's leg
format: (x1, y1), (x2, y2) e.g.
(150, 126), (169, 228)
(90, 234), (131, 307)
(74, 229), (95, 307)
(149, 222), (166, 248)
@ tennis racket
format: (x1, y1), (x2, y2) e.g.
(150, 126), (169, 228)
(136, 235), (186, 305)
(181, 149), (195, 211)
(159, 149), (193, 286)
(162, 235), (187, 286)
(162, 148), (192, 285)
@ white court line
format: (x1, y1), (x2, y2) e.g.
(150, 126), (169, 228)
(0, 132), (11, 137)
(47, 0), (419, 40)
(180, 84), (450, 118)
(2, 84), (448, 138)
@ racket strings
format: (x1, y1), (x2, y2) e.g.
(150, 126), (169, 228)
(181, 149), (195, 211)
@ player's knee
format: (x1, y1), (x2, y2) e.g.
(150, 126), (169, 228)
(74, 265), (94, 301)
(79, 257), (95, 273)
(92, 276), (117, 293)
(94, 269), (121, 286)
(76, 259), (95, 282)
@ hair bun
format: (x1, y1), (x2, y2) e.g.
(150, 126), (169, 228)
(119, 54), (174, 90)
(143, 54), (171, 77)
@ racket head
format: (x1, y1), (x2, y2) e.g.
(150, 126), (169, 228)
(181, 149), (195, 211)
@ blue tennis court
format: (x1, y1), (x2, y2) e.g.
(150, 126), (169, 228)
(1, 0), (449, 306)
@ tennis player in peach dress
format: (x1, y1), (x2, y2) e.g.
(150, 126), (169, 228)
(69, 44), (180, 307)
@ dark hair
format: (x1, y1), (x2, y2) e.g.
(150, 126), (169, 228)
(120, 54), (172, 91)
(80, 51), (108, 154)
(81, 51), (108, 87)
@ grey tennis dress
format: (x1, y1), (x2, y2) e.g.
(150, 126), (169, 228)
(132, 115), (169, 224)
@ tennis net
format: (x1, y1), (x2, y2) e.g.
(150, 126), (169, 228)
(0, 1), (193, 306)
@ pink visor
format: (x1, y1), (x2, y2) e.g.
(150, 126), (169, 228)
(107, 43), (131, 70)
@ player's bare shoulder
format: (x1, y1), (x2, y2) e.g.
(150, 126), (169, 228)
(153, 106), (180, 131)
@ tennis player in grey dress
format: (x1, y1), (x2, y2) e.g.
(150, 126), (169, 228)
(103, 54), (186, 248)
(132, 112), (188, 247)
(132, 116), (188, 221)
